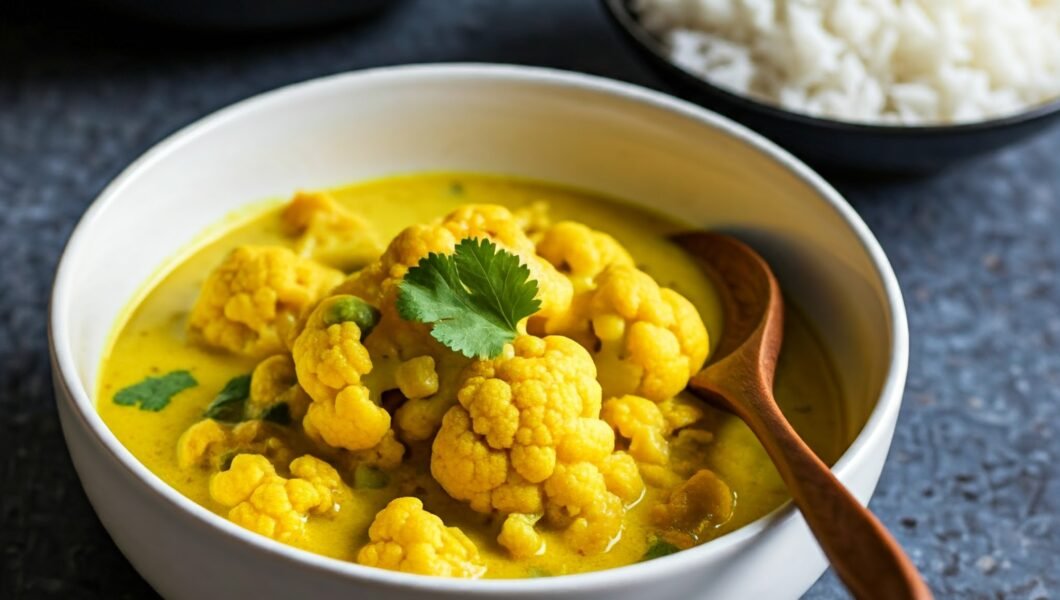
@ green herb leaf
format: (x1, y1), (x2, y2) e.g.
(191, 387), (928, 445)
(527, 567), (553, 578)
(353, 465), (390, 489)
(114, 370), (197, 412)
(219, 451), (237, 471)
(396, 238), (541, 359)
(203, 374), (251, 422)
(640, 539), (681, 562)
(323, 295), (380, 338)
(261, 402), (292, 426)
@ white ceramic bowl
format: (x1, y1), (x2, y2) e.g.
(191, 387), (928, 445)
(50, 64), (908, 600)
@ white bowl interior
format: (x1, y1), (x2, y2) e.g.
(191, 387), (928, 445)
(52, 65), (905, 598)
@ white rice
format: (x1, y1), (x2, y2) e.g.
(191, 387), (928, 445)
(633, 0), (1060, 125)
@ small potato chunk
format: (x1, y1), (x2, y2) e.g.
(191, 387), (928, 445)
(651, 469), (735, 548)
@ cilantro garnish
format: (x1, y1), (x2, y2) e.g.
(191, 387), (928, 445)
(260, 402), (292, 426)
(202, 373), (292, 426)
(202, 374), (251, 422)
(396, 238), (541, 359)
(640, 539), (681, 562)
(113, 370), (197, 412)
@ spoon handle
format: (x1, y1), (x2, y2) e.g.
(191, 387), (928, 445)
(736, 387), (932, 600)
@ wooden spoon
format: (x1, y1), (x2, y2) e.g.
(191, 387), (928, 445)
(671, 232), (932, 600)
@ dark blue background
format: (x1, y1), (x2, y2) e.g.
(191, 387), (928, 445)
(2, 1), (1057, 597)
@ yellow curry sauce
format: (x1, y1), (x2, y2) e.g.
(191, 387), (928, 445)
(97, 174), (850, 578)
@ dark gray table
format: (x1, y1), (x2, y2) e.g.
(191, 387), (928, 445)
(3, 1), (1058, 598)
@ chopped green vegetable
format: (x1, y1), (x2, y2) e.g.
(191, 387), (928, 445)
(353, 465), (390, 489)
(396, 237), (541, 359)
(261, 402), (292, 426)
(219, 451), (237, 471)
(449, 181), (465, 196)
(113, 370), (197, 412)
(202, 374), (251, 422)
(324, 295), (380, 338)
(202, 374), (293, 427)
(527, 567), (553, 578)
(640, 539), (681, 562)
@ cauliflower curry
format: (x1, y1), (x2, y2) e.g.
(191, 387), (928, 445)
(97, 174), (850, 579)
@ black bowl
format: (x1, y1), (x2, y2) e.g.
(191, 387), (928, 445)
(602, 0), (1060, 173)
(92, 0), (391, 31)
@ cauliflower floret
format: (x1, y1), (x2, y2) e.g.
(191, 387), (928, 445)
(339, 223), (461, 441)
(536, 221), (634, 291)
(188, 245), (343, 358)
(338, 429), (406, 472)
(303, 387), (389, 452)
(281, 191), (383, 271)
(544, 462), (624, 554)
(289, 454), (346, 508)
(658, 395), (706, 431)
(601, 395), (670, 465)
(512, 201), (551, 238)
(248, 355), (311, 421)
(177, 419), (292, 470)
(498, 513), (545, 559)
(177, 419), (228, 469)
(395, 355), (439, 399)
(597, 451), (644, 504)
(546, 265), (709, 402)
(652, 469), (734, 549)
(392, 375), (463, 442)
(209, 454), (345, 544)
(602, 394), (711, 482)
(334, 204), (574, 442)
(431, 407), (517, 513)
(431, 335), (607, 504)
(431, 335), (641, 556)
(356, 497), (485, 578)
(293, 295), (389, 451)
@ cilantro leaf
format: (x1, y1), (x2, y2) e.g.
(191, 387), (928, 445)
(453, 237), (541, 331)
(203, 374), (251, 422)
(640, 539), (681, 562)
(260, 402), (292, 425)
(114, 370), (197, 412)
(201, 373), (294, 427)
(396, 238), (541, 359)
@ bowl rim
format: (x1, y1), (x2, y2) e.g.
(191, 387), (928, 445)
(602, 0), (1060, 135)
(50, 62), (909, 593)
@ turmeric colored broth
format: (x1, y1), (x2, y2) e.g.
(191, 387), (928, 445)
(97, 173), (850, 578)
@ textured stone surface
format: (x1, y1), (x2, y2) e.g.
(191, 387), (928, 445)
(1, 0), (1057, 598)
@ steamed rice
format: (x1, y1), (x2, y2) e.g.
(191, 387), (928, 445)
(634, 0), (1060, 125)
